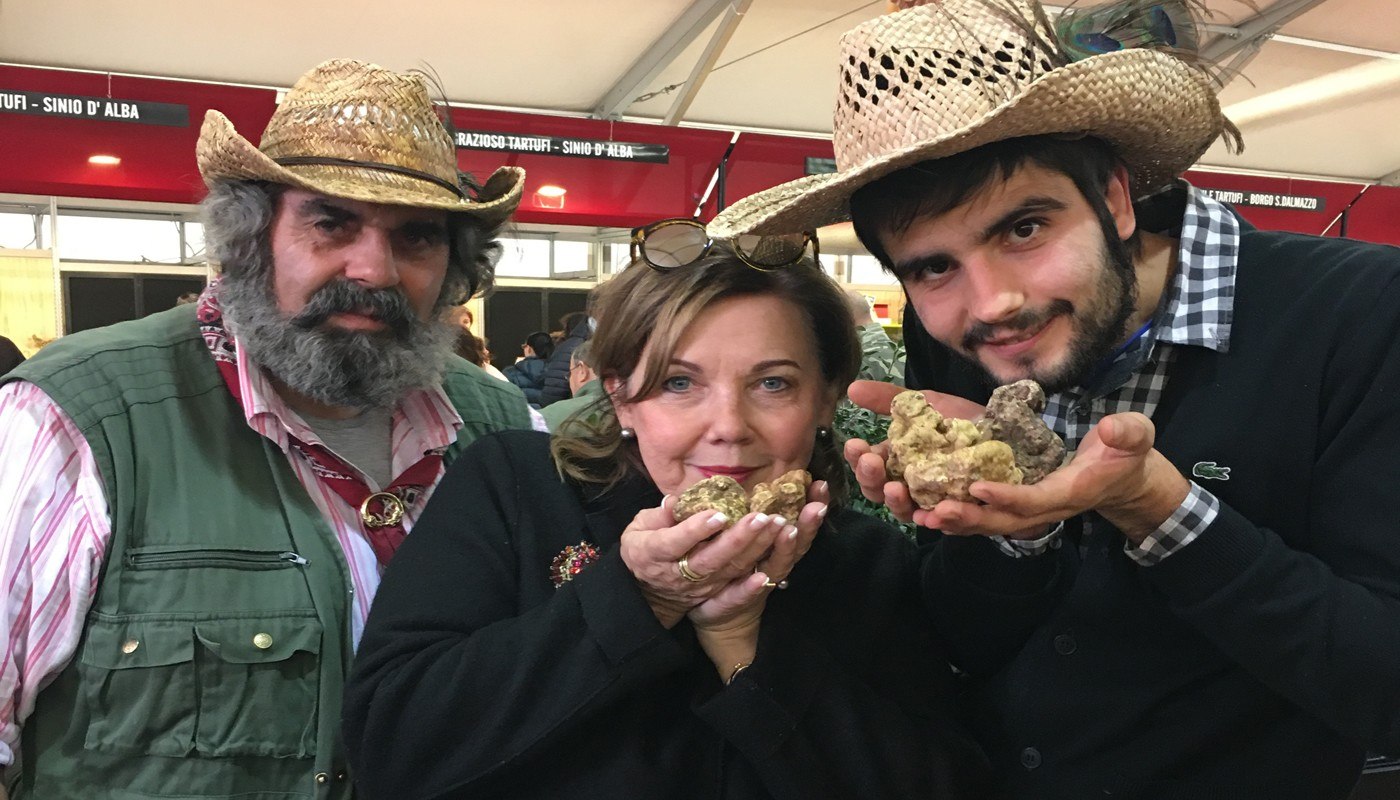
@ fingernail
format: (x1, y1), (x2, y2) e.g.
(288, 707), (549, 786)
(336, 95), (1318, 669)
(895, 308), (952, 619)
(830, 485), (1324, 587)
(815, 504), (828, 519)
(772, 515), (787, 528)
(784, 525), (798, 539)
(753, 513), (769, 526)
(707, 512), (729, 528)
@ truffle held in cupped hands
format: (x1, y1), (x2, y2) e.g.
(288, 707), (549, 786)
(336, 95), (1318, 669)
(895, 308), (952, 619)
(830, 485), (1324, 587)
(673, 475), (750, 527)
(749, 469), (812, 521)
(673, 470), (815, 526)
(886, 380), (1065, 507)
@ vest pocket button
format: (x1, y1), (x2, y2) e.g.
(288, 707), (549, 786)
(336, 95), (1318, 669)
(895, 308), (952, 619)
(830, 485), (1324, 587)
(121, 639), (140, 654)
(253, 633), (273, 649)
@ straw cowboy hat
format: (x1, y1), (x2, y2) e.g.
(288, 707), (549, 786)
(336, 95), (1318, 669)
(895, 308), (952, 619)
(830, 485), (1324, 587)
(197, 58), (524, 223)
(710, 0), (1233, 237)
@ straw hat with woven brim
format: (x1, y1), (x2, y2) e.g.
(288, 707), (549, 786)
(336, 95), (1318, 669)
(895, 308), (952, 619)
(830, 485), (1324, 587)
(198, 58), (524, 224)
(709, 0), (1226, 238)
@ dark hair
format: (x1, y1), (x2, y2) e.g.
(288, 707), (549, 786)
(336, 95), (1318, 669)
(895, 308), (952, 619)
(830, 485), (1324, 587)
(551, 243), (860, 506)
(558, 311), (589, 336)
(453, 331), (490, 367)
(201, 180), (503, 307)
(526, 331), (555, 360)
(849, 135), (1141, 271)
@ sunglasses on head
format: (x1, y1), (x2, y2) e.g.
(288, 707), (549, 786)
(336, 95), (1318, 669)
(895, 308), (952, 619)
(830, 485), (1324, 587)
(629, 218), (819, 272)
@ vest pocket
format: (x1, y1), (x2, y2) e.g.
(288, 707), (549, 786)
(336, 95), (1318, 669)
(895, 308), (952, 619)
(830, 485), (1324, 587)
(126, 546), (309, 570)
(78, 616), (197, 757)
(193, 613), (322, 758)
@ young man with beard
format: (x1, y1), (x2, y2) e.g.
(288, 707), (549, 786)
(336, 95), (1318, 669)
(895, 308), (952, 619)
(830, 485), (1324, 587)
(0, 59), (533, 799)
(710, 1), (1400, 797)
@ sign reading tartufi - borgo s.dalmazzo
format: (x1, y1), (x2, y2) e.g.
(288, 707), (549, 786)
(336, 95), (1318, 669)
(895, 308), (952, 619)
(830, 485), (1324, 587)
(1199, 188), (1326, 212)
(0, 90), (189, 127)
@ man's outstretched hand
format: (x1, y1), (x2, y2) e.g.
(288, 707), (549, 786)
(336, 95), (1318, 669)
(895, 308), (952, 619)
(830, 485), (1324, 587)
(843, 380), (986, 523)
(844, 384), (1187, 540)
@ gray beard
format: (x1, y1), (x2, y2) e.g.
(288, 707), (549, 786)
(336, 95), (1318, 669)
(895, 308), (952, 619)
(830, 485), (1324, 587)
(216, 271), (458, 411)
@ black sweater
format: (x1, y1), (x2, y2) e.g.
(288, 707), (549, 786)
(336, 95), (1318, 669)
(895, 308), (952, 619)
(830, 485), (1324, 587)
(906, 227), (1400, 799)
(344, 430), (988, 799)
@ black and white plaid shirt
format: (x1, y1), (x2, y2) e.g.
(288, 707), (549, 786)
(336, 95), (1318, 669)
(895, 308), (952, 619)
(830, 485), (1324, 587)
(1000, 183), (1237, 565)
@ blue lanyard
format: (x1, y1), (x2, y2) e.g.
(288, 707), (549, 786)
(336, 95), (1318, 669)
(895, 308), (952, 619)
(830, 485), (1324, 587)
(1105, 320), (1154, 364)
(1081, 319), (1155, 397)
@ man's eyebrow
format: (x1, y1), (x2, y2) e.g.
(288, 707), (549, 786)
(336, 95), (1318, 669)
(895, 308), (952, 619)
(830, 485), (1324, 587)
(891, 252), (955, 280)
(976, 196), (1068, 244)
(297, 197), (357, 221)
(400, 217), (449, 234)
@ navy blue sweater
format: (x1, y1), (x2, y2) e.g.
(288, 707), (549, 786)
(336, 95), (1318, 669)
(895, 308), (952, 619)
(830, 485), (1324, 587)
(907, 227), (1400, 799)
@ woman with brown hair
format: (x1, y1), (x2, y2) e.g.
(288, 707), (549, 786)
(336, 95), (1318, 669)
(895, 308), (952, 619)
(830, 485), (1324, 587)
(343, 225), (987, 799)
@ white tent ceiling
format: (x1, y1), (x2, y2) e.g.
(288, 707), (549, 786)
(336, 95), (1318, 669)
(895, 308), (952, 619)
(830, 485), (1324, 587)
(1, 0), (1396, 183)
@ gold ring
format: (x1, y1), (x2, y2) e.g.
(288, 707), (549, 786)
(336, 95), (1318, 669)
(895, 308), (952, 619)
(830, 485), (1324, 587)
(762, 578), (790, 590)
(677, 557), (706, 582)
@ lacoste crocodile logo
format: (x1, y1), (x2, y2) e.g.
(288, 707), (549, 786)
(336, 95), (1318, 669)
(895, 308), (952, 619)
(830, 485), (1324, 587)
(1192, 461), (1231, 481)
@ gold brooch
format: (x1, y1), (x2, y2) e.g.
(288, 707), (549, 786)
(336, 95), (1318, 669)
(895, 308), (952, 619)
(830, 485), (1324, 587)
(359, 491), (406, 528)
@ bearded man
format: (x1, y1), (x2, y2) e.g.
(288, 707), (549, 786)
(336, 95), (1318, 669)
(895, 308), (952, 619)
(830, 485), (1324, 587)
(0, 59), (532, 799)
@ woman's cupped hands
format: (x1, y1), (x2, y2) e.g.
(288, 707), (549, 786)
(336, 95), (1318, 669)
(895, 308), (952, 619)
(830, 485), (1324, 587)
(619, 481), (830, 631)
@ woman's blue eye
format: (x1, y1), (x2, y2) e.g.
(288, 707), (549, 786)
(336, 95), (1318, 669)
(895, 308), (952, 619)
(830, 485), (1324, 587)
(663, 376), (691, 392)
(760, 377), (789, 391)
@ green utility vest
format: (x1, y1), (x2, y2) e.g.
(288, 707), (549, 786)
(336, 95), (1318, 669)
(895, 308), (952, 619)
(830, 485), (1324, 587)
(2, 305), (529, 799)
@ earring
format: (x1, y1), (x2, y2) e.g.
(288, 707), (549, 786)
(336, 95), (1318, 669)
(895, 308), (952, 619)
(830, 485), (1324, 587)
(816, 426), (832, 440)
(620, 427), (635, 439)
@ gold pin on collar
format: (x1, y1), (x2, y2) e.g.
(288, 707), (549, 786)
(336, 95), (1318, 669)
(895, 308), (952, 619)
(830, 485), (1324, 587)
(359, 491), (406, 528)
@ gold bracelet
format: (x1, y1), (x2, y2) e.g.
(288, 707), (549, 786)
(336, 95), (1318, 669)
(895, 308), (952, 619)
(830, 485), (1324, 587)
(726, 661), (752, 685)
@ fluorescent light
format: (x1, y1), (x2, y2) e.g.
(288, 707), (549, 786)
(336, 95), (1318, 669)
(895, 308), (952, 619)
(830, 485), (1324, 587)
(88, 154), (121, 166)
(1225, 59), (1400, 128)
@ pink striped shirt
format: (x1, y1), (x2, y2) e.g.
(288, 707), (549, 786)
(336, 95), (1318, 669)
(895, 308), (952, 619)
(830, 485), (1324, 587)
(0, 339), (527, 768)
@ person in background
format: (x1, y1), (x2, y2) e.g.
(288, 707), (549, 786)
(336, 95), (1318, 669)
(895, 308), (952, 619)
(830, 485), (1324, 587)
(502, 330), (554, 405)
(539, 308), (592, 405)
(343, 233), (989, 799)
(0, 336), (23, 377)
(846, 289), (904, 386)
(448, 305), (510, 382)
(453, 330), (508, 382)
(0, 59), (531, 800)
(539, 339), (602, 433)
(710, 1), (1400, 797)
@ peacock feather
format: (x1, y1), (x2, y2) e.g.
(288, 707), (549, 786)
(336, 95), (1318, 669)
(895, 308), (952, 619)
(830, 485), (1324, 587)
(1054, 0), (1205, 63)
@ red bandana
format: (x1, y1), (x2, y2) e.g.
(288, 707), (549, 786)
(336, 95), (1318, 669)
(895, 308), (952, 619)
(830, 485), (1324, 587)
(196, 283), (443, 567)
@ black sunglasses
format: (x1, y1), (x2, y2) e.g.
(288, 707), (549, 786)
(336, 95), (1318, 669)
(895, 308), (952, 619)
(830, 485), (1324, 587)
(629, 218), (820, 272)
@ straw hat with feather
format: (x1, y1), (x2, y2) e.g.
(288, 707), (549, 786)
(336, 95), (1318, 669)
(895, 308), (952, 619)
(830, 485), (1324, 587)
(709, 0), (1236, 238)
(197, 58), (524, 224)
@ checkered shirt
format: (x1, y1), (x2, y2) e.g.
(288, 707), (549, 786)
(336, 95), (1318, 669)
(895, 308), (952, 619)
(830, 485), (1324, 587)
(999, 184), (1237, 565)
